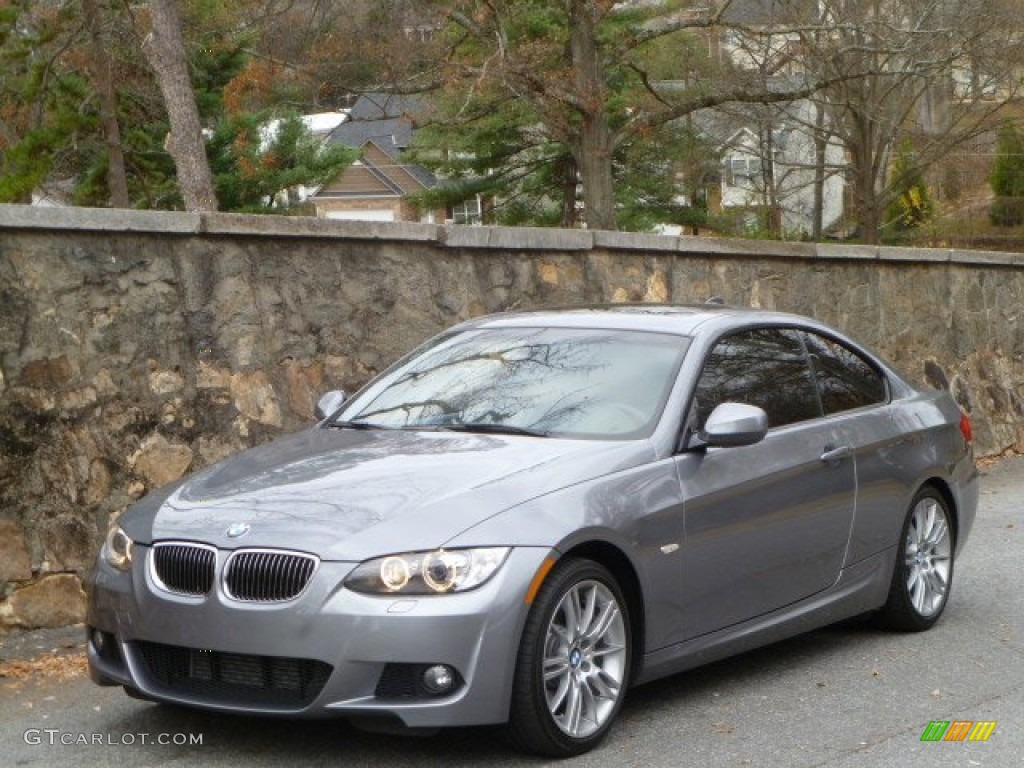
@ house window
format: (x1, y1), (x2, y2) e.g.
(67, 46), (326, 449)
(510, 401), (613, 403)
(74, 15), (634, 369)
(404, 24), (438, 43)
(726, 156), (763, 186)
(450, 196), (483, 225)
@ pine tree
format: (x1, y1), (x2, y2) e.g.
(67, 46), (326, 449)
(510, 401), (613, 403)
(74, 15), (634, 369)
(990, 121), (1024, 227)
(208, 111), (355, 213)
(1, 1), (355, 212)
(409, 1), (729, 231)
(884, 140), (931, 237)
(0, 2), (95, 203)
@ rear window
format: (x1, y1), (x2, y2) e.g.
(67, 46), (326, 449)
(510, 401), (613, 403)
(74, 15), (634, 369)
(801, 331), (887, 414)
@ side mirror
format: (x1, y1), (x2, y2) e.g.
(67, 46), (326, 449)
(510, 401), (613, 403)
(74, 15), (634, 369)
(700, 402), (768, 448)
(314, 390), (347, 421)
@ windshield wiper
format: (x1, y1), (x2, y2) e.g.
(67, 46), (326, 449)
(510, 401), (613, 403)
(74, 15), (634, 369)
(433, 422), (549, 438)
(327, 420), (393, 431)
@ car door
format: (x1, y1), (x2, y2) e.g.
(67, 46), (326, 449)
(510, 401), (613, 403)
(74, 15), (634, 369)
(673, 327), (857, 639)
(798, 328), (898, 565)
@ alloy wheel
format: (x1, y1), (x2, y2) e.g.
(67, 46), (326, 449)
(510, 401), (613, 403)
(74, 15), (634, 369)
(542, 579), (628, 738)
(904, 495), (953, 618)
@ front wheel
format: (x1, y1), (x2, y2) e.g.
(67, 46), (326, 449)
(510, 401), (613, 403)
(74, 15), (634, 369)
(879, 488), (955, 632)
(507, 558), (631, 757)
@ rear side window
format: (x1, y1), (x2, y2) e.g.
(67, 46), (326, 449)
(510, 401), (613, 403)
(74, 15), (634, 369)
(801, 332), (887, 414)
(694, 328), (821, 429)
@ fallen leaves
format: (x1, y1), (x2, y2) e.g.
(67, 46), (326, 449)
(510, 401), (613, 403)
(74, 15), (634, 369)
(977, 453), (1013, 469)
(0, 650), (88, 689)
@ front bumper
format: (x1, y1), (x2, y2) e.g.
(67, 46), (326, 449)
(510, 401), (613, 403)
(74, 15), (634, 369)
(86, 545), (551, 728)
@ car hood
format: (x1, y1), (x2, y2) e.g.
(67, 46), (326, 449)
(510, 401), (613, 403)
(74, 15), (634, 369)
(121, 427), (651, 561)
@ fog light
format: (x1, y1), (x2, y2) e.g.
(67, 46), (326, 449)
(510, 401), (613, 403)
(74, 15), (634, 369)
(91, 628), (105, 653)
(422, 664), (455, 694)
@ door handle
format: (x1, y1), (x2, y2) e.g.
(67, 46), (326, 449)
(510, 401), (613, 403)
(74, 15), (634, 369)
(820, 445), (851, 463)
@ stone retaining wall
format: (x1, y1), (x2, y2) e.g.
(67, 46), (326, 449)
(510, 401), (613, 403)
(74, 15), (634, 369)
(1, 205), (1021, 629)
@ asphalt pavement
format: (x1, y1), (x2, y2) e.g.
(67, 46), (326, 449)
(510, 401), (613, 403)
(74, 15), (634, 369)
(1, 456), (1021, 768)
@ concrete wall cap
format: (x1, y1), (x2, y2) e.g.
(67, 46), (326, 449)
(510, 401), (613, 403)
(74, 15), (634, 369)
(677, 236), (814, 260)
(592, 231), (681, 252)
(948, 248), (1019, 266)
(445, 225), (594, 251)
(815, 243), (878, 260)
(1, 204), (1022, 266)
(200, 212), (441, 242)
(879, 246), (951, 263)
(0, 204), (200, 234)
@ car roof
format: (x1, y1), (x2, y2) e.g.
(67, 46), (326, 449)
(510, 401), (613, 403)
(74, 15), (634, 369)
(460, 304), (820, 337)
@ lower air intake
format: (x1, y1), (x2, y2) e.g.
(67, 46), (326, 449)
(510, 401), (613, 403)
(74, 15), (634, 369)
(135, 641), (331, 709)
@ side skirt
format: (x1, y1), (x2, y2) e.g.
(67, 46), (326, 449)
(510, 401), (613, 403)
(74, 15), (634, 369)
(634, 547), (893, 686)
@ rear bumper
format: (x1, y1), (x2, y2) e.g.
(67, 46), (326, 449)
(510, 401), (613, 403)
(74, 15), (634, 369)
(952, 451), (980, 556)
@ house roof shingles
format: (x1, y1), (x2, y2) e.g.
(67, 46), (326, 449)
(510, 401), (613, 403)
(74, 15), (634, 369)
(719, 0), (818, 25)
(322, 93), (438, 193)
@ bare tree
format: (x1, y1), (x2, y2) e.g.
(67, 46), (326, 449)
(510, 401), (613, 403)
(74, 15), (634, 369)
(799, 0), (1024, 241)
(140, 0), (218, 211)
(700, 0), (1024, 241)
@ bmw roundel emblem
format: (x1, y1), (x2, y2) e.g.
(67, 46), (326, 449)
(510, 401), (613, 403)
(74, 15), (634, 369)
(226, 522), (251, 539)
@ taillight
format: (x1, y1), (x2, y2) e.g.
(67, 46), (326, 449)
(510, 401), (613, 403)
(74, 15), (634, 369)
(959, 412), (973, 444)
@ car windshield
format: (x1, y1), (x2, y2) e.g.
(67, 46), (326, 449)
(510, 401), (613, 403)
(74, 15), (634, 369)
(335, 326), (690, 439)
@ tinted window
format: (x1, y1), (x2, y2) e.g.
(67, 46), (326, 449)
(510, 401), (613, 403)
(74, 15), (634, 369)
(694, 328), (821, 429)
(801, 332), (887, 414)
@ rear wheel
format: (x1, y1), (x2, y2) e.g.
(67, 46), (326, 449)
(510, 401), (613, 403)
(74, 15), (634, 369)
(507, 558), (631, 757)
(879, 488), (954, 631)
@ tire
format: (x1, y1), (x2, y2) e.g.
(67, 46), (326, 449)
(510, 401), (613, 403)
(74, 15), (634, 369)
(878, 487), (955, 632)
(507, 558), (631, 758)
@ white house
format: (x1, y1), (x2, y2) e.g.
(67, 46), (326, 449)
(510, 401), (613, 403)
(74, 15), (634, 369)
(703, 1), (848, 235)
(716, 98), (846, 235)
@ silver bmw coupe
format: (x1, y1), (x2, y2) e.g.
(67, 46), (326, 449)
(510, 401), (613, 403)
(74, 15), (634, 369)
(87, 305), (978, 757)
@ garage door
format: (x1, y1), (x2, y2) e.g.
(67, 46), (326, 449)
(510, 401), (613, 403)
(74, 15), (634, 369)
(324, 209), (395, 222)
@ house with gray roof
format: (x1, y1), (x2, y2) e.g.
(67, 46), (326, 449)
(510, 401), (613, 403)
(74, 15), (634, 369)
(310, 94), (449, 223)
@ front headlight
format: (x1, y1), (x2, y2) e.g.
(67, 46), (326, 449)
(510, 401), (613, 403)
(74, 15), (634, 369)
(101, 524), (134, 572)
(345, 547), (510, 595)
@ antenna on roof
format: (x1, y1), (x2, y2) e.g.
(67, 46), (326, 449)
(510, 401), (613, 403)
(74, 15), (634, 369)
(705, 296), (725, 306)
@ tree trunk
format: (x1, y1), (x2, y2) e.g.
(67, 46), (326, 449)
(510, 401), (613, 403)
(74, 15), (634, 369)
(557, 154), (579, 228)
(850, 149), (882, 244)
(812, 101), (826, 240)
(83, 0), (130, 208)
(758, 110), (779, 235)
(575, 115), (616, 230)
(141, 0), (218, 211)
(568, 1), (616, 231)
(847, 108), (885, 244)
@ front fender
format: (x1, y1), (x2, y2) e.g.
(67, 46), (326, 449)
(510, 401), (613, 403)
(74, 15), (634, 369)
(445, 457), (684, 652)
